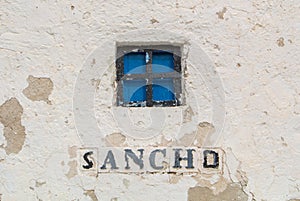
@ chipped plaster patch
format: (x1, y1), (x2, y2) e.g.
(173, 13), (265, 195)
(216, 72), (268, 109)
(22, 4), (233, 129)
(35, 180), (46, 188)
(169, 175), (182, 184)
(123, 178), (130, 189)
(251, 23), (264, 31)
(192, 175), (228, 195)
(66, 160), (78, 179)
(183, 106), (195, 123)
(158, 135), (173, 146)
(216, 7), (227, 19)
(68, 146), (77, 159)
(23, 75), (53, 104)
(150, 18), (159, 24)
(105, 133), (126, 147)
(84, 190), (99, 201)
(188, 183), (248, 201)
(277, 37), (285, 47)
(0, 98), (26, 155)
(176, 122), (215, 146)
(91, 78), (101, 90)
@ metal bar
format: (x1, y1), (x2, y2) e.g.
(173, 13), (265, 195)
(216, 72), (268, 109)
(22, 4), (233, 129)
(117, 80), (123, 106)
(173, 53), (182, 105)
(146, 50), (153, 107)
(174, 78), (182, 106)
(116, 56), (124, 105)
(173, 54), (181, 73)
(122, 72), (181, 80)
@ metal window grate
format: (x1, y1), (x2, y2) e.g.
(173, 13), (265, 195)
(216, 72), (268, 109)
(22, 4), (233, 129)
(116, 46), (182, 107)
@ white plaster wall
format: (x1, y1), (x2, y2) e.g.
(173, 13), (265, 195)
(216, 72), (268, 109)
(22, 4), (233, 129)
(0, 0), (299, 200)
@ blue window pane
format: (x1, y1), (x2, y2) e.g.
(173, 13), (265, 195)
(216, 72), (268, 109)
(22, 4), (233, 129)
(124, 52), (146, 74)
(123, 80), (146, 103)
(152, 79), (175, 101)
(152, 52), (174, 73)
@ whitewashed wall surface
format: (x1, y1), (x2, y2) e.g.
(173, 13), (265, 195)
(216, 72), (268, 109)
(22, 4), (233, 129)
(0, 0), (299, 201)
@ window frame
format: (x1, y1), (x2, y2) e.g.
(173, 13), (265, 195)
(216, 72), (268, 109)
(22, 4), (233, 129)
(116, 45), (182, 107)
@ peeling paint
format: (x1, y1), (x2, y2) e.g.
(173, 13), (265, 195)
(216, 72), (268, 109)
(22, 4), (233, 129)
(277, 37), (285, 47)
(66, 160), (78, 179)
(0, 98), (26, 155)
(251, 23), (264, 31)
(91, 78), (101, 90)
(216, 7), (227, 19)
(123, 178), (130, 189)
(35, 180), (46, 187)
(169, 175), (181, 184)
(183, 106), (194, 123)
(188, 183), (248, 201)
(177, 122), (214, 146)
(68, 146), (77, 159)
(84, 190), (99, 201)
(192, 175), (228, 194)
(150, 18), (159, 24)
(23, 75), (53, 104)
(105, 133), (126, 147)
(158, 135), (173, 146)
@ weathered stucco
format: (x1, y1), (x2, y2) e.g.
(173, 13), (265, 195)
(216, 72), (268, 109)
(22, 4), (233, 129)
(0, 0), (299, 200)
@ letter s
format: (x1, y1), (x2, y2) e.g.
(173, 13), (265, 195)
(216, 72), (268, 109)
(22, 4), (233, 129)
(82, 151), (94, 169)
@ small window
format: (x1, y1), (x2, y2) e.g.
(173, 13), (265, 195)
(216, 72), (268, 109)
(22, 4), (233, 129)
(116, 46), (182, 107)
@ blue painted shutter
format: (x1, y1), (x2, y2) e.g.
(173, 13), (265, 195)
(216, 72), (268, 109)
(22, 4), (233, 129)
(122, 51), (176, 104)
(152, 52), (174, 73)
(123, 80), (146, 103)
(123, 52), (147, 103)
(124, 52), (146, 74)
(152, 78), (175, 101)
